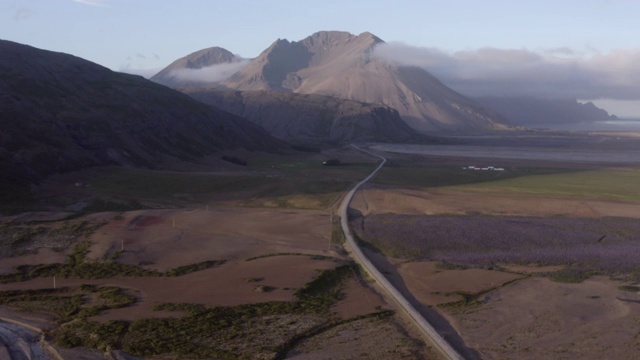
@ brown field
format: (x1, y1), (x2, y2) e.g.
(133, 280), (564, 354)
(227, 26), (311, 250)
(352, 187), (640, 219)
(350, 147), (640, 360)
(4, 140), (640, 359)
(0, 195), (431, 359)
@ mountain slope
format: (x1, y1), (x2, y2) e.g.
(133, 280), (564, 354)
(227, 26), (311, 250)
(151, 46), (242, 87)
(187, 89), (420, 144)
(474, 97), (618, 126)
(222, 31), (510, 133)
(0, 40), (284, 192)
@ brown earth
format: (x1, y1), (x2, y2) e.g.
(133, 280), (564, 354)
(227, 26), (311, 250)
(352, 178), (640, 360)
(0, 205), (436, 359)
(454, 277), (640, 360)
(352, 187), (640, 219)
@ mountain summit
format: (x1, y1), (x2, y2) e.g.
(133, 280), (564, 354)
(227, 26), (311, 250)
(153, 31), (510, 133)
(222, 31), (510, 132)
(151, 46), (243, 87)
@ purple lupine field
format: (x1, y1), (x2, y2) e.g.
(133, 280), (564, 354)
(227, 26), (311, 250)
(351, 214), (640, 273)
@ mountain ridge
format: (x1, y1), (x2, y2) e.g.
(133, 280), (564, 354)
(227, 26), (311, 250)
(154, 31), (512, 133)
(186, 88), (420, 144)
(474, 96), (618, 127)
(0, 39), (284, 193)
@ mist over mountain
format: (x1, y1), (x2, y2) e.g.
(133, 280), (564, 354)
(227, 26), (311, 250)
(474, 97), (617, 127)
(151, 46), (248, 87)
(155, 31), (511, 133)
(0, 40), (284, 193)
(223, 31), (510, 133)
(187, 89), (420, 144)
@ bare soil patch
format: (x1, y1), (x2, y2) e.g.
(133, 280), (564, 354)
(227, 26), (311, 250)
(352, 187), (640, 219)
(0, 203), (431, 359)
(330, 277), (386, 319)
(287, 315), (434, 360)
(396, 262), (522, 306)
(452, 277), (640, 360)
(88, 207), (334, 272)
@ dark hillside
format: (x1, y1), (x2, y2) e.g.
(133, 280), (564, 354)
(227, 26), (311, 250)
(0, 40), (284, 195)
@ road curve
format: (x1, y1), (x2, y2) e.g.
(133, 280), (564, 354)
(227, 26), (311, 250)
(340, 144), (466, 360)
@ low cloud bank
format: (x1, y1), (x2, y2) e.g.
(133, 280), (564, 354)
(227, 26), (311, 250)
(167, 60), (249, 83)
(374, 43), (640, 100)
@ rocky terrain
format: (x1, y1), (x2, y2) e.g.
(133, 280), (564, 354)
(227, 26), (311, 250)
(155, 31), (512, 133)
(187, 89), (420, 144)
(475, 96), (617, 127)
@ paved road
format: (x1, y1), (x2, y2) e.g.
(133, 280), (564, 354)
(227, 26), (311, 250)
(340, 145), (465, 360)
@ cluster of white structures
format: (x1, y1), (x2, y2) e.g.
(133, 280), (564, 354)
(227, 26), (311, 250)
(463, 165), (505, 171)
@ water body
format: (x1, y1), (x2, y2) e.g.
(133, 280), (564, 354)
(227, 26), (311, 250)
(372, 144), (640, 164)
(531, 118), (640, 132)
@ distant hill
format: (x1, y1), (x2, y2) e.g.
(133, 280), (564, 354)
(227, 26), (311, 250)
(151, 46), (244, 88)
(0, 40), (284, 194)
(186, 89), (420, 144)
(156, 31), (511, 133)
(474, 97), (617, 127)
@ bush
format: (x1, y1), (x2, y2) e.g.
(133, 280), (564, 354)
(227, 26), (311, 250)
(221, 155), (247, 166)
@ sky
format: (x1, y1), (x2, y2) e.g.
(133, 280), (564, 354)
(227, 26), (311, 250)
(2, 0), (640, 117)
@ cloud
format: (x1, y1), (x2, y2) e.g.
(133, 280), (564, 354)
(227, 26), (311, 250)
(118, 67), (162, 79)
(167, 60), (250, 83)
(13, 7), (35, 21)
(73, 0), (108, 7)
(373, 42), (640, 100)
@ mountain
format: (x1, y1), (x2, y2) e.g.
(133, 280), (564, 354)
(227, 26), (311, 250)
(0, 40), (284, 194)
(151, 46), (243, 87)
(220, 31), (510, 133)
(186, 89), (420, 144)
(474, 97), (618, 127)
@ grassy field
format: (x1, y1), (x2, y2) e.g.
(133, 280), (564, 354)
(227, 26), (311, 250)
(446, 169), (640, 202)
(371, 154), (640, 204)
(373, 161), (576, 189)
(90, 169), (274, 199)
(85, 156), (374, 211)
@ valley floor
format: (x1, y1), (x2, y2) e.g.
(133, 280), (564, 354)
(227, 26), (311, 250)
(2, 136), (640, 359)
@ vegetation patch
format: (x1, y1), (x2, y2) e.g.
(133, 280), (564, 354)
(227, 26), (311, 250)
(373, 164), (569, 189)
(1, 240), (225, 283)
(294, 264), (355, 311)
(0, 285), (135, 323)
(245, 252), (334, 262)
(353, 214), (640, 280)
(90, 169), (273, 199)
(51, 320), (128, 352)
(165, 260), (226, 277)
(77, 264), (356, 359)
(548, 267), (600, 283)
(0, 220), (104, 257)
(82, 198), (147, 213)
(331, 215), (345, 245)
(221, 155), (247, 166)
(448, 169), (640, 202)
(619, 285), (640, 292)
